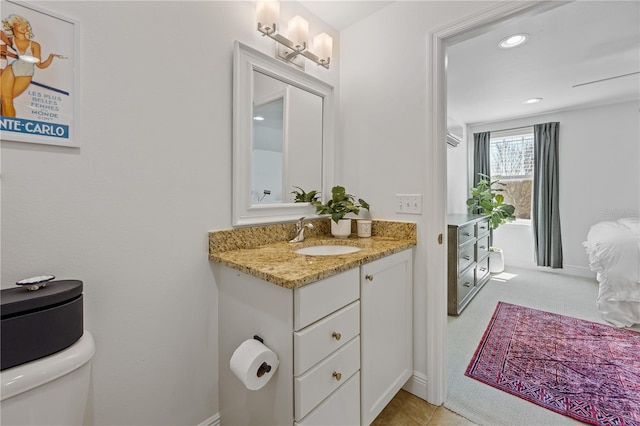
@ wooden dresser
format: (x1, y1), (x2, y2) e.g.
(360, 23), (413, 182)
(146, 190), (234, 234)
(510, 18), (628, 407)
(447, 214), (491, 315)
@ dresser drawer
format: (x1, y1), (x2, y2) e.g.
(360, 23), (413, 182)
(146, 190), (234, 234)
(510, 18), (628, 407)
(294, 301), (360, 376)
(457, 223), (475, 246)
(477, 235), (490, 258)
(295, 371), (360, 426)
(476, 256), (490, 284)
(476, 219), (490, 238)
(457, 266), (475, 303)
(294, 336), (360, 421)
(457, 243), (475, 272)
(294, 268), (359, 331)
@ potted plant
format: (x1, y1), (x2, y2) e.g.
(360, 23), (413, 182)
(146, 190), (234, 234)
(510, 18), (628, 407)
(313, 185), (370, 238)
(290, 186), (320, 203)
(466, 174), (516, 272)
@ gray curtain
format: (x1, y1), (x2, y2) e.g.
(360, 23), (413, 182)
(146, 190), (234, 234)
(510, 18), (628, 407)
(532, 122), (563, 268)
(473, 132), (491, 187)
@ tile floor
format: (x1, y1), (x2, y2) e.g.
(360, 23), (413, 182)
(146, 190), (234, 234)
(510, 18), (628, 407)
(372, 390), (478, 426)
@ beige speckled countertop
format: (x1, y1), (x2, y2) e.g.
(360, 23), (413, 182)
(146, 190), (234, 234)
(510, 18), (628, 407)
(209, 220), (416, 289)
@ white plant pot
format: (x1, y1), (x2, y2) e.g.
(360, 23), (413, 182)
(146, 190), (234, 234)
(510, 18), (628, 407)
(489, 247), (504, 273)
(331, 219), (352, 239)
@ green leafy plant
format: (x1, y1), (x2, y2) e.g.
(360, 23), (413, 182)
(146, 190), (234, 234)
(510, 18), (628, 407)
(291, 186), (320, 203)
(312, 185), (370, 224)
(467, 174), (516, 230)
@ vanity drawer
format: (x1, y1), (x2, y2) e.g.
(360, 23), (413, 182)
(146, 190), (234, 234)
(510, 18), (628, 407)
(457, 266), (475, 303)
(294, 301), (360, 376)
(294, 268), (359, 331)
(477, 235), (490, 258)
(457, 243), (475, 273)
(457, 223), (475, 246)
(295, 371), (360, 426)
(294, 336), (360, 421)
(476, 219), (490, 238)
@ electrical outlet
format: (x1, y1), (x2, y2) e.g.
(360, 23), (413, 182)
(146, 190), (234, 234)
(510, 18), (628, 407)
(396, 194), (422, 214)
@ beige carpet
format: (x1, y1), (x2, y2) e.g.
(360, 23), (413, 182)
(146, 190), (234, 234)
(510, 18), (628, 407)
(444, 266), (640, 426)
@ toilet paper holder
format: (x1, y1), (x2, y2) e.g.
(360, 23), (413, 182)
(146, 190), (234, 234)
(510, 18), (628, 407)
(253, 335), (272, 377)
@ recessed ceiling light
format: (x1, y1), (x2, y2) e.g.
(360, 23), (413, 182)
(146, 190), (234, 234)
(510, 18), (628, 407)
(523, 98), (543, 104)
(498, 33), (529, 49)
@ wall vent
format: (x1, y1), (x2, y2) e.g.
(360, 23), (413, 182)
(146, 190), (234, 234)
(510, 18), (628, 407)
(446, 133), (462, 147)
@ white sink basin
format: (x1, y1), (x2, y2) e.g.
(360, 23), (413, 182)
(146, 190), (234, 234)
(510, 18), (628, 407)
(295, 245), (361, 256)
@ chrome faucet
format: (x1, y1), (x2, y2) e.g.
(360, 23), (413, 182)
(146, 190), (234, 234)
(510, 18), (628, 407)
(289, 217), (314, 243)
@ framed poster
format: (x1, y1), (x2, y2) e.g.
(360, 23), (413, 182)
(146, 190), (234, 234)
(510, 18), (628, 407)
(1, 0), (80, 147)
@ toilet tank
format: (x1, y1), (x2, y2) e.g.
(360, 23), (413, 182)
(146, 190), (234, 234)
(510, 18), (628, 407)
(1, 280), (84, 371)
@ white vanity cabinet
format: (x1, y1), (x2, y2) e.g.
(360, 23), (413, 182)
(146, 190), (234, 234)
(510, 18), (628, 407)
(361, 249), (413, 425)
(216, 248), (413, 426)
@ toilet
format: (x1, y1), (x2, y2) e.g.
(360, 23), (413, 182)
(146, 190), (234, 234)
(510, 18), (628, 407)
(1, 331), (95, 425)
(1, 279), (94, 425)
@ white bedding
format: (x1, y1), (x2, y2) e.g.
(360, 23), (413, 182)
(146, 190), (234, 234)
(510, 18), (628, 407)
(583, 217), (640, 327)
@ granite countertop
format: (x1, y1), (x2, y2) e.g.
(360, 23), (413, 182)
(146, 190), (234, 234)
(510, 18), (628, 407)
(209, 220), (417, 289)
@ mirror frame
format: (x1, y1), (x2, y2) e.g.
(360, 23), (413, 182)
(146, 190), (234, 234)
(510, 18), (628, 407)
(233, 41), (334, 226)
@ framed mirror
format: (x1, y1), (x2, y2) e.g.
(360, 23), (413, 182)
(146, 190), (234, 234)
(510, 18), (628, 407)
(233, 41), (334, 226)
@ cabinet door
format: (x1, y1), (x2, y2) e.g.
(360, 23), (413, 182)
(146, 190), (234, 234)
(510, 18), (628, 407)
(360, 250), (413, 426)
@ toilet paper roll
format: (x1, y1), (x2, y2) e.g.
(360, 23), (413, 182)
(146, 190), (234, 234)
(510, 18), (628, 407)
(230, 339), (279, 390)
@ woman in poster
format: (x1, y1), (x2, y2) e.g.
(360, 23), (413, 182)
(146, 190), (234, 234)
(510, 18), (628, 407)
(1, 14), (64, 117)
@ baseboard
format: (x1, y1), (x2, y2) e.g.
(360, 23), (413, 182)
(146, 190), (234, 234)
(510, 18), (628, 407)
(402, 371), (428, 400)
(504, 259), (595, 279)
(560, 264), (595, 279)
(198, 413), (220, 426)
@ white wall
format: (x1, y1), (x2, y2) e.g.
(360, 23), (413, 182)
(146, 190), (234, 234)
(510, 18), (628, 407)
(447, 116), (468, 213)
(467, 100), (640, 275)
(1, 1), (338, 425)
(447, 131), (469, 214)
(339, 0), (500, 399)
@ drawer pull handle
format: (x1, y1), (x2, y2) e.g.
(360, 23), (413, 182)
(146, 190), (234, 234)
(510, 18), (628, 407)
(365, 274), (374, 281)
(332, 372), (342, 381)
(332, 332), (342, 341)
(464, 232), (472, 236)
(479, 245), (486, 249)
(463, 282), (471, 287)
(480, 267), (487, 272)
(463, 255), (471, 261)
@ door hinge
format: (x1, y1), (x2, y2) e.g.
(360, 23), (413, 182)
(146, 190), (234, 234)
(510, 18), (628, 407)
(438, 233), (443, 245)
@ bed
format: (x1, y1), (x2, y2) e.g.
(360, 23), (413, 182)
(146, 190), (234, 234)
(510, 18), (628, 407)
(583, 217), (640, 327)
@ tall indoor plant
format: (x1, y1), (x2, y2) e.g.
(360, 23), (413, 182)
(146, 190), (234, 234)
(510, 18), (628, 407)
(467, 174), (516, 272)
(467, 174), (516, 229)
(313, 185), (370, 238)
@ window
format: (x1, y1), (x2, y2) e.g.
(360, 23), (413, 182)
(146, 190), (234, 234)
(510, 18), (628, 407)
(490, 129), (534, 220)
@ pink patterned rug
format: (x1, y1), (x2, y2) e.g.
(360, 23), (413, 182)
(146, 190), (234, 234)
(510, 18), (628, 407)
(466, 302), (640, 426)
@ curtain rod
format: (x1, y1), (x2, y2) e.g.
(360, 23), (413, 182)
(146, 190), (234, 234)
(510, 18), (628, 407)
(482, 125), (534, 134)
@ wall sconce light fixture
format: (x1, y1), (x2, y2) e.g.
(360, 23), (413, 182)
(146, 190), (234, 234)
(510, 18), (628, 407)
(256, 1), (332, 70)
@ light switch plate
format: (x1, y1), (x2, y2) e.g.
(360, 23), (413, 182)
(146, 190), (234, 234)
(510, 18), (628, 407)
(396, 194), (422, 214)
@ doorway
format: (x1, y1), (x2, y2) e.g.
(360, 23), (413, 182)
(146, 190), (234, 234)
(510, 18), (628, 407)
(427, 0), (567, 405)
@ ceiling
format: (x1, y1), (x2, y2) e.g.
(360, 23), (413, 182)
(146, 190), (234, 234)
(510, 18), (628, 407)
(298, 1), (394, 30)
(447, 0), (640, 127)
(296, 1), (639, 129)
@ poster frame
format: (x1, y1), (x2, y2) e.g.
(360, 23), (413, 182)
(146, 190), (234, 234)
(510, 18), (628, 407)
(1, 0), (81, 148)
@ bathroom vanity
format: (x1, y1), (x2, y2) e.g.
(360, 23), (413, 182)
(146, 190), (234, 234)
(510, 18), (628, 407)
(211, 220), (415, 425)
